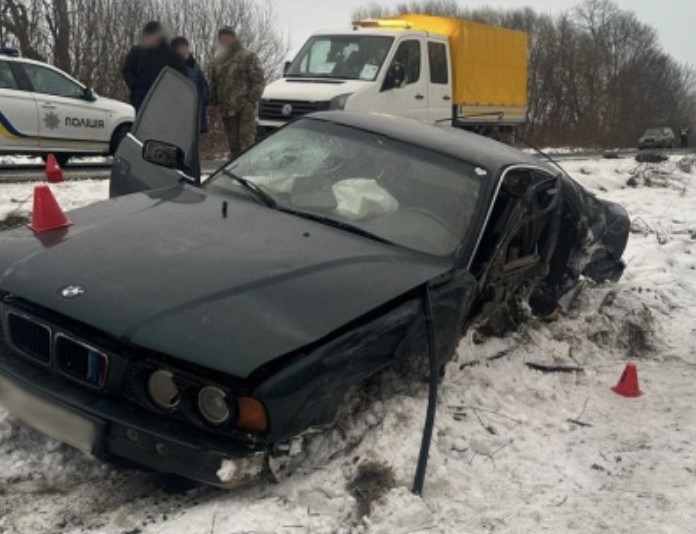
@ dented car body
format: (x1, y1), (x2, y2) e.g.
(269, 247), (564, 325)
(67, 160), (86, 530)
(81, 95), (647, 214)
(0, 70), (630, 486)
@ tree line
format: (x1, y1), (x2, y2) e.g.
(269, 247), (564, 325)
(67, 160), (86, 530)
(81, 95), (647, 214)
(354, 0), (696, 147)
(1, 0), (694, 147)
(0, 0), (289, 102)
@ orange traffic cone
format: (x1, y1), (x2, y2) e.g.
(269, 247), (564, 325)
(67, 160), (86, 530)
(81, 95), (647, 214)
(45, 154), (64, 184)
(28, 185), (73, 233)
(611, 363), (643, 398)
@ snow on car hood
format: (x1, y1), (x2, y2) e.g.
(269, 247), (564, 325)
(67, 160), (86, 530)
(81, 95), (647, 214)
(0, 185), (451, 379)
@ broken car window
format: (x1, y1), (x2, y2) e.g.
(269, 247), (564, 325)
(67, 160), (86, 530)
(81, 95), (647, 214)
(206, 119), (486, 257)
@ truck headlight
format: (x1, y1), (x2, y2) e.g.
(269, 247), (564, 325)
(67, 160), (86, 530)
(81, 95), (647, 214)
(329, 93), (353, 111)
(198, 386), (231, 425)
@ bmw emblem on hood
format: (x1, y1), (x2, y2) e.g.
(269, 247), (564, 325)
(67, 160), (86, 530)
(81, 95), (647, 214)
(60, 285), (85, 300)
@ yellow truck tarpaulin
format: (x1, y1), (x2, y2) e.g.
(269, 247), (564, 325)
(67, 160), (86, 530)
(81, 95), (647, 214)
(388, 14), (529, 108)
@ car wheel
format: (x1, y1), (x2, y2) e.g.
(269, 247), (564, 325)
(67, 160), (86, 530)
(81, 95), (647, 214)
(110, 123), (132, 155)
(42, 153), (72, 167)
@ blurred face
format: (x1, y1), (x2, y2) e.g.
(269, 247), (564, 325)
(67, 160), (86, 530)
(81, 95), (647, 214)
(175, 45), (190, 60)
(218, 34), (238, 50)
(143, 30), (164, 47)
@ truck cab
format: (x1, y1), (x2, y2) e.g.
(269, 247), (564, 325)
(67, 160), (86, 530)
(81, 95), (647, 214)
(259, 16), (528, 140)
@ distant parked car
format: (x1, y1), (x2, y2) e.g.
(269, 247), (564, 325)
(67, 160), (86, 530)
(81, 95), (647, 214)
(639, 127), (675, 150)
(0, 47), (134, 166)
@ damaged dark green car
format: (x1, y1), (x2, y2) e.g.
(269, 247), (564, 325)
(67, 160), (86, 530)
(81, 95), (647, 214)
(0, 70), (630, 487)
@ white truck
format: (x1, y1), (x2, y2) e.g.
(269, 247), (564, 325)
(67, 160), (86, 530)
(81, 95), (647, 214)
(258, 15), (529, 140)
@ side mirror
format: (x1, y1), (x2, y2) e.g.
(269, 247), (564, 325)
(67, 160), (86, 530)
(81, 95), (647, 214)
(283, 61), (292, 75)
(84, 88), (97, 102)
(382, 63), (405, 92)
(143, 140), (186, 171)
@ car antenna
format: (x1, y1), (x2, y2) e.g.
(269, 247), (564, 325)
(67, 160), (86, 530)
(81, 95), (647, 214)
(512, 132), (571, 177)
(412, 284), (439, 497)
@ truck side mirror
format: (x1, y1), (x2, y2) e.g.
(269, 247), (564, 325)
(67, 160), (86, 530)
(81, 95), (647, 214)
(143, 140), (186, 171)
(283, 61), (292, 75)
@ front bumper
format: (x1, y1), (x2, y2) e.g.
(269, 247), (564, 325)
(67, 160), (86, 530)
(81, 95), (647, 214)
(0, 341), (265, 487)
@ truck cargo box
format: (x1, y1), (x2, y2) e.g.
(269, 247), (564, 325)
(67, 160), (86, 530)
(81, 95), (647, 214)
(390, 14), (528, 119)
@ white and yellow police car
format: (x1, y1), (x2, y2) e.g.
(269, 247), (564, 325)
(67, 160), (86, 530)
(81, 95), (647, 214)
(0, 47), (134, 166)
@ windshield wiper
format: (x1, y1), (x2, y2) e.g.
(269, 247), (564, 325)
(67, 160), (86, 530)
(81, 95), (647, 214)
(219, 170), (277, 208)
(278, 208), (394, 246)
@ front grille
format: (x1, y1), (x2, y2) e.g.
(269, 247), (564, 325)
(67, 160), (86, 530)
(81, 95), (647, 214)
(258, 99), (326, 121)
(7, 312), (51, 363)
(55, 335), (108, 388)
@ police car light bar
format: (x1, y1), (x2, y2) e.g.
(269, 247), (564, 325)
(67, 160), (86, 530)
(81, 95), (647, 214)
(0, 47), (21, 58)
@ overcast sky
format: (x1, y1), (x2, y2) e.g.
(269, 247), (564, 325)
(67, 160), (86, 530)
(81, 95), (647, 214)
(276, 0), (696, 66)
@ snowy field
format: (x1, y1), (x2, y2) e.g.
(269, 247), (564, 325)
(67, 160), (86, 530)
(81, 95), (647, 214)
(1, 156), (696, 533)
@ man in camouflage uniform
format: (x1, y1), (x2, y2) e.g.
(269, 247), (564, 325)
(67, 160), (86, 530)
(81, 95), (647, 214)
(210, 28), (266, 159)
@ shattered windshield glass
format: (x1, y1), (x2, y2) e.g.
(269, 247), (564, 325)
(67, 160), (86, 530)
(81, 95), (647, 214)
(286, 35), (394, 81)
(206, 120), (487, 257)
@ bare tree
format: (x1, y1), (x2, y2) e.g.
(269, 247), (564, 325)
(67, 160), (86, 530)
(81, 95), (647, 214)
(352, 0), (696, 148)
(0, 0), (289, 101)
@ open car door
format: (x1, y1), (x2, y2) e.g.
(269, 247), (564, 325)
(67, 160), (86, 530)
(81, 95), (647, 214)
(110, 68), (200, 198)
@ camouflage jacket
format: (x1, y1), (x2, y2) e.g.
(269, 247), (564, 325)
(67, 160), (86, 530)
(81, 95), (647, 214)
(210, 48), (266, 118)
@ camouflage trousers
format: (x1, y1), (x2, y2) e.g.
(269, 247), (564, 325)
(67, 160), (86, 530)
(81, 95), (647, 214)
(222, 105), (257, 160)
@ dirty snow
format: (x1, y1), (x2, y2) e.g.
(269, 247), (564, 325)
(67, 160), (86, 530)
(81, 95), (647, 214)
(1, 156), (696, 533)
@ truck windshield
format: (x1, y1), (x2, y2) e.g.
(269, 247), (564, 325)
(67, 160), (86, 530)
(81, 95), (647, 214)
(206, 119), (487, 257)
(286, 35), (394, 81)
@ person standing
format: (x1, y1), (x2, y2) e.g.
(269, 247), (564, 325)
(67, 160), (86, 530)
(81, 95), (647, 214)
(680, 126), (690, 149)
(122, 21), (187, 111)
(210, 27), (265, 159)
(172, 36), (210, 133)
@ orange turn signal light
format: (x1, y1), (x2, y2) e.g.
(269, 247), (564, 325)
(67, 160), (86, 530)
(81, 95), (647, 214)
(236, 397), (268, 433)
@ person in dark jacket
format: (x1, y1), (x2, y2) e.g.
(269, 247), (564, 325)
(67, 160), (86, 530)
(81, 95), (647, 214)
(172, 36), (210, 133)
(122, 21), (187, 111)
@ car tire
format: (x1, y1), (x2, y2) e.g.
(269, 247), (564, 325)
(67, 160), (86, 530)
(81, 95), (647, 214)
(42, 153), (72, 168)
(110, 123), (132, 155)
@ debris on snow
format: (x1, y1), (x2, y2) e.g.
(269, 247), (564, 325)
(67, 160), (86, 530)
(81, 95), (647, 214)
(1, 157), (696, 533)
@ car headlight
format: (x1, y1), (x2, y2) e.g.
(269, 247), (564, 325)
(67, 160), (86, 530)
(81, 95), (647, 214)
(147, 370), (180, 411)
(198, 386), (231, 425)
(329, 93), (353, 111)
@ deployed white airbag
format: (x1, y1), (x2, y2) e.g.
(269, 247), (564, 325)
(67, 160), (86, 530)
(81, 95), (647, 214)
(332, 179), (399, 221)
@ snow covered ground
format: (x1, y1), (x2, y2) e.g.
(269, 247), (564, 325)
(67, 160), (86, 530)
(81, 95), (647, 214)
(1, 156), (696, 533)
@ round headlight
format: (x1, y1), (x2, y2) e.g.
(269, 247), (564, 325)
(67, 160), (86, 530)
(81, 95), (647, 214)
(147, 370), (180, 411)
(198, 386), (230, 425)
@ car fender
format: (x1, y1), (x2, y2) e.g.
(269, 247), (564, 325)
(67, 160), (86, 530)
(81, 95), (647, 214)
(254, 270), (476, 444)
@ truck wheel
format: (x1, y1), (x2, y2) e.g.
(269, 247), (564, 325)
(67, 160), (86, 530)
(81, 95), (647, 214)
(110, 123), (132, 155)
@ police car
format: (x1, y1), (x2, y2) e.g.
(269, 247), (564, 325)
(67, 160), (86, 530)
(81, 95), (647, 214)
(0, 47), (134, 166)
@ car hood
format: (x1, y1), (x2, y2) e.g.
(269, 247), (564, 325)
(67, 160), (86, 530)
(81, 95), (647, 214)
(0, 185), (451, 379)
(97, 95), (135, 116)
(263, 78), (371, 102)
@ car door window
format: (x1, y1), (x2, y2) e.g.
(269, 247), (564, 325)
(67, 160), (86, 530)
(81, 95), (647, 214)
(383, 40), (421, 90)
(0, 61), (18, 89)
(22, 64), (85, 99)
(428, 42), (448, 84)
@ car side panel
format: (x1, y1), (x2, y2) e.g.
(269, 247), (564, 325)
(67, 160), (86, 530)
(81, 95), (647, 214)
(255, 270), (476, 444)
(0, 61), (39, 151)
(0, 87), (39, 151)
(35, 94), (110, 151)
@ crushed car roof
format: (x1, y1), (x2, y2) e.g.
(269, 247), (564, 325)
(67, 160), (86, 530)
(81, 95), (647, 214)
(305, 111), (550, 174)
